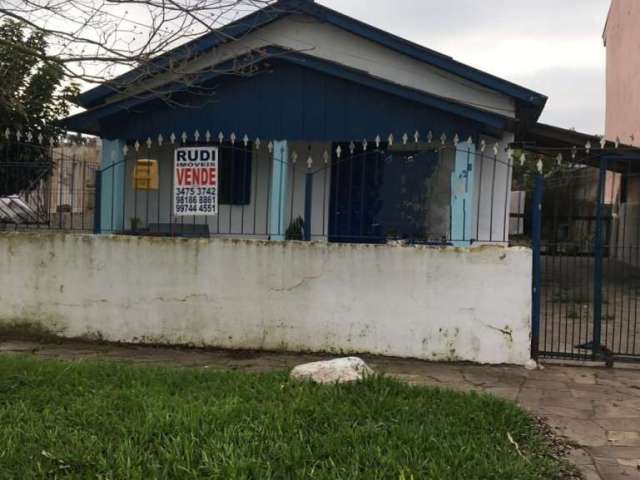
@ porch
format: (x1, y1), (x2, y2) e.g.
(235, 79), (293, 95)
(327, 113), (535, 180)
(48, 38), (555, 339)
(95, 134), (513, 246)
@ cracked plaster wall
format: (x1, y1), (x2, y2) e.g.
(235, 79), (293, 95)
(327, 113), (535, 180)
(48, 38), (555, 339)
(0, 233), (532, 364)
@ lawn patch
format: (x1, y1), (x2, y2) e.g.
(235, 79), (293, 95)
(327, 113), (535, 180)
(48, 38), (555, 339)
(0, 356), (570, 479)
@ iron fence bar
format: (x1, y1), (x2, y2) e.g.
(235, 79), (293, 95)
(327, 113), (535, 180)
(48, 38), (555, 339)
(489, 156), (496, 242)
(58, 155), (64, 229)
(277, 146), (285, 237)
(122, 156), (128, 235)
(70, 156), (76, 231)
(133, 154), (139, 234)
(622, 162), (633, 355)
(531, 174), (544, 359)
(170, 151), (176, 237)
(359, 152), (366, 238)
(502, 159), (511, 242)
(332, 147), (340, 239)
(321, 159), (328, 237)
(241, 145), (248, 235)
(252, 145), (259, 235)
(157, 148), (161, 233)
(348, 149), (354, 241)
(93, 170), (102, 234)
(289, 159), (296, 234)
(111, 155), (117, 233)
(476, 151), (484, 240)
(146, 168), (151, 234)
(304, 172), (312, 241)
(229, 145), (235, 234)
(592, 156), (607, 361)
(632, 191), (640, 355)
(46, 154), (52, 229)
(81, 158), (86, 231)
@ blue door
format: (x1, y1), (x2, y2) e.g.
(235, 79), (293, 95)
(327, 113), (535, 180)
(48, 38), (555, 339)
(451, 144), (475, 246)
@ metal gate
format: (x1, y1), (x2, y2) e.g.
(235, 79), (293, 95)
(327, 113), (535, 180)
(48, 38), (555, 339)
(532, 156), (640, 365)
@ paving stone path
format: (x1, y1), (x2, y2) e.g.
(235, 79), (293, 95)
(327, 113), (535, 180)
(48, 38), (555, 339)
(1, 339), (640, 479)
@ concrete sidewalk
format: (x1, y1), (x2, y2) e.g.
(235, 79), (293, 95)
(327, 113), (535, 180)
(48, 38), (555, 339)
(2, 339), (639, 480)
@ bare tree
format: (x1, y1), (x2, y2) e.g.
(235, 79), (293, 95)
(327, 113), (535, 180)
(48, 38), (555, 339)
(0, 0), (289, 98)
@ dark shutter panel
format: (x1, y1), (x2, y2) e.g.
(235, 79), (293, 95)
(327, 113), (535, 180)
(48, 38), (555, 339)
(219, 144), (252, 205)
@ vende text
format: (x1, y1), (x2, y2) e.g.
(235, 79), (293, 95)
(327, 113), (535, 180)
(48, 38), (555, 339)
(176, 167), (217, 186)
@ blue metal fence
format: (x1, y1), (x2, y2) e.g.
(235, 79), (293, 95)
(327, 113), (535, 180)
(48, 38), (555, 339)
(531, 155), (640, 366)
(1, 136), (514, 245)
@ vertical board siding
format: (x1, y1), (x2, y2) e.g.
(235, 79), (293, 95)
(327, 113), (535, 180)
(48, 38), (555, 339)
(101, 62), (485, 143)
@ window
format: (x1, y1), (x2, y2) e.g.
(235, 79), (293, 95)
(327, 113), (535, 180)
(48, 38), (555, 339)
(181, 142), (252, 206)
(620, 173), (628, 204)
(218, 144), (252, 205)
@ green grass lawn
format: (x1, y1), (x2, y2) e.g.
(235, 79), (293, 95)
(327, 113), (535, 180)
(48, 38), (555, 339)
(0, 356), (569, 480)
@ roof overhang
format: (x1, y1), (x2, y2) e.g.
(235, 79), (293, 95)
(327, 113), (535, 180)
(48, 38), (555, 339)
(63, 47), (513, 136)
(75, 0), (547, 122)
(514, 122), (640, 173)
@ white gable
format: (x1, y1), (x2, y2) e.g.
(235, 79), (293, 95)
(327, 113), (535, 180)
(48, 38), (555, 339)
(109, 14), (516, 119)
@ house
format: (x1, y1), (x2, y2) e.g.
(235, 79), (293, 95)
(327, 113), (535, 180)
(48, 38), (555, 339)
(0, 138), (99, 231)
(603, 0), (640, 265)
(64, 0), (549, 245)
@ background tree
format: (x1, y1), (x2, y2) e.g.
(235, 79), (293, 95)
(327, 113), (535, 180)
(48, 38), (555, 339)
(0, 0), (276, 93)
(0, 20), (78, 195)
(0, 20), (78, 132)
(0, 1), (280, 195)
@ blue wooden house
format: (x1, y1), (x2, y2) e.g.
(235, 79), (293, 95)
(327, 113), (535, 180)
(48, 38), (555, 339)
(64, 0), (548, 244)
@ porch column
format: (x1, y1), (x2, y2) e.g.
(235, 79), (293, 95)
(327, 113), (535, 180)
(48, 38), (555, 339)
(269, 140), (288, 240)
(450, 142), (476, 246)
(99, 139), (125, 234)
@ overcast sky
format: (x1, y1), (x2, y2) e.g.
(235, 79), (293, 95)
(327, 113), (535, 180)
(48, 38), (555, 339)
(317, 0), (610, 135)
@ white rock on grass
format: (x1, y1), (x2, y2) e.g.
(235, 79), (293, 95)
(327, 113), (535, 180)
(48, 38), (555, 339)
(290, 357), (374, 384)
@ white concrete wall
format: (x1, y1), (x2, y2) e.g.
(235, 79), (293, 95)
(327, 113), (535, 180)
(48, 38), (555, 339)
(0, 233), (532, 365)
(109, 14), (516, 118)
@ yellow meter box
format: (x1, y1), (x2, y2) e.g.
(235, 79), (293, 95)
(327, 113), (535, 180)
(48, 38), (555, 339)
(133, 159), (159, 190)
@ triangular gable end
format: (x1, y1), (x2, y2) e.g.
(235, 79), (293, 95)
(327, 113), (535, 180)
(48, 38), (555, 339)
(76, 0), (546, 125)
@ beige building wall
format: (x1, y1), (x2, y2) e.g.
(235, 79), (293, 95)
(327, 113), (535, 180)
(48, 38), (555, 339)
(50, 142), (100, 214)
(604, 0), (640, 147)
(604, 0), (640, 265)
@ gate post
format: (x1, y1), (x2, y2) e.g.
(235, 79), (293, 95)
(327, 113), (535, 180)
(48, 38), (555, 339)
(592, 156), (608, 361)
(531, 174), (544, 359)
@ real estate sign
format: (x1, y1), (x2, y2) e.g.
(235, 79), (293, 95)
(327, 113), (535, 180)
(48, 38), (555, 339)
(174, 147), (218, 216)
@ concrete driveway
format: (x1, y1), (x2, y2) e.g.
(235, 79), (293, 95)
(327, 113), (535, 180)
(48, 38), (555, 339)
(1, 339), (639, 479)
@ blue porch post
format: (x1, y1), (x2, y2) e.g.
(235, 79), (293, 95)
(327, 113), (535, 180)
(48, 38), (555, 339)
(99, 139), (125, 234)
(451, 142), (476, 246)
(269, 140), (288, 240)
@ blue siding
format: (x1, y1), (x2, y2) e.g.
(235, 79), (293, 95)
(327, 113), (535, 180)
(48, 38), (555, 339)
(451, 143), (476, 246)
(100, 139), (125, 233)
(270, 141), (288, 240)
(100, 61), (489, 143)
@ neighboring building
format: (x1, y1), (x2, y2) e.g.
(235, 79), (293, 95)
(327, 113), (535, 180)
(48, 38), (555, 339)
(50, 140), (100, 216)
(604, 0), (640, 147)
(64, 0), (554, 244)
(0, 138), (99, 231)
(603, 0), (640, 265)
